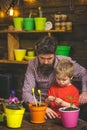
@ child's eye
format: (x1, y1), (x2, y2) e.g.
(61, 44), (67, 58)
(63, 79), (66, 81)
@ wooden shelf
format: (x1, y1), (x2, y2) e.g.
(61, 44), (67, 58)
(0, 60), (28, 64)
(0, 29), (72, 33)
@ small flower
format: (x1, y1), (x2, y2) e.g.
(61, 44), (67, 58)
(31, 88), (37, 106)
(38, 89), (42, 106)
(38, 89), (41, 95)
(6, 90), (23, 109)
(32, 88), (35, 95)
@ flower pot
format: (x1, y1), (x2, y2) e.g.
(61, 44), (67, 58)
(14, 49), (26, 61)
(0, 113), (5, 122)
(59, 107), (80, 128)
(13, 17), (23, 31)
(29, 102), (47, 123)
(23, 18), (35, 31)
(56, 46), (71, 56)
(34, 17), (47, 30)
(5, 107), (25, 128)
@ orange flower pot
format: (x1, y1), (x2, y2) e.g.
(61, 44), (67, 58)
(29, 102), (47, 123)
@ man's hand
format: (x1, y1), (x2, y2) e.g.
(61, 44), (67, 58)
(80, 92), (87, 104)
(45, 107), (58, 119)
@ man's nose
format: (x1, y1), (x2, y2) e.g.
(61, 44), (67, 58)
(44, 59), (49, 64)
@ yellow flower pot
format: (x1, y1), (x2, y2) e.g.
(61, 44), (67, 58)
(5, 107), (25, 128)
(14, 49), (26, 61)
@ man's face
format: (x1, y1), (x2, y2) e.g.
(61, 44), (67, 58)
(38, 54), (55, 65)
(37, 54), (55, 76)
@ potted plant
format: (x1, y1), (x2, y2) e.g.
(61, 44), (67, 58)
(0, 98), (5, 122)
(4, 90), (25, 128)
(28, 88), (47, 123)
(59, 95), (80, 128)
(34, 7), (47, 31)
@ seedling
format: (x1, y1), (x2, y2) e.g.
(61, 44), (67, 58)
(65, 95), (79, 111)
(31, 88), (42, 107)
(31, 88), (37, 106)
(67, 95), (78, 107)
(38, 89), (42, 106)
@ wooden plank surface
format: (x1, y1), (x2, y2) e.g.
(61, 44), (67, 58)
(0, 112), (87, 130)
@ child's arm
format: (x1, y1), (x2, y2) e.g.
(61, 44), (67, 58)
(55, 98), (76, 107)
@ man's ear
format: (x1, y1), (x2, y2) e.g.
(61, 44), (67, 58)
(71, 76), (73, 80)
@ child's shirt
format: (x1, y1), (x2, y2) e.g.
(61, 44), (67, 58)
(46, 84), (79, 118)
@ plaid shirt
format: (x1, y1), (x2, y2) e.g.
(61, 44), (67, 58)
(22, 56), (87, 103)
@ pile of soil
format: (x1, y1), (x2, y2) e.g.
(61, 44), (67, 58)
(6, 102), (23, 110)
(64, 107), (79, 111)
(32, 103), (46, 107)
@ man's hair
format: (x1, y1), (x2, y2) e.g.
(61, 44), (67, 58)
(55, 59), (74, 78)
(35, 36), (57, 55)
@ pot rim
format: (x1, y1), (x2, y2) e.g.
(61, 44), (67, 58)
(59, 107), (80, 112)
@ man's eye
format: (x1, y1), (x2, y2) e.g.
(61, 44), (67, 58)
(41, 57), (44, 60)
(40, 57), (45, 60)
(47, 58), (52, 60)
(41, 58), (52, 60)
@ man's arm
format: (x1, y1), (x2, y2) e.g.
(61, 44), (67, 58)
(22, 61), (36, 103)
(71, 60), (87, 104)
(73, 61), (87, 91)
(80, 75), (87, 104)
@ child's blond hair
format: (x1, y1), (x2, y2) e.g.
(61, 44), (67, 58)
(56, 59), (74, 78)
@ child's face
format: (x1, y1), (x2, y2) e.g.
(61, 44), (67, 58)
(56, 75), (71, 87)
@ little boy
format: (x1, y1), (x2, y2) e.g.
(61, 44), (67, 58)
(45, 59), (79, 118)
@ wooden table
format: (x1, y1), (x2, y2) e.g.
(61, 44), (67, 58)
(0, 112), (87, 130)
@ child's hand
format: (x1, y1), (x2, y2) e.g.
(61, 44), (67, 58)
(48, 96), (55, 102)
(55, 98), (63, 105)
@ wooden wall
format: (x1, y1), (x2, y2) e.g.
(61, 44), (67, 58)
(0, 0), (87, 99)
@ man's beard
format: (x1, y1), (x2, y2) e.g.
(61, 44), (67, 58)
(37, 62), (54, 77)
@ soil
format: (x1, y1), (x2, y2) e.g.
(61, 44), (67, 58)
(6, 103), (23, 110)
(6, 105), (21, 110)
(63, 107), (79, 111)
(32, 103), (46, 107)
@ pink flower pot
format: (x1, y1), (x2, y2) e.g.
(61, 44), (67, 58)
(59, 107), (80, 128)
